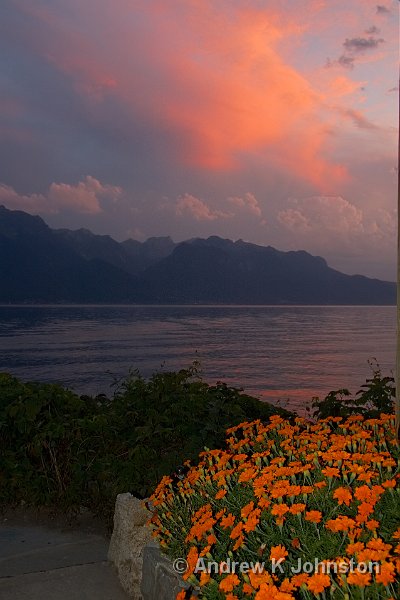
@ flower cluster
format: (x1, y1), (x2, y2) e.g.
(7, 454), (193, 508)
(148, 414), (399, 599)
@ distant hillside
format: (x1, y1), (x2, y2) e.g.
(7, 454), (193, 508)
(55, 228), (177, 275)
(0, 205), (395, 304)
(0, 206), (148, 303)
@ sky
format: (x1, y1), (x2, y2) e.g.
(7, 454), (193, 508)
(0, 0), (398, 280)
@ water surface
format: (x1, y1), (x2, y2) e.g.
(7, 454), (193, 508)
(0, 305), (395, 414)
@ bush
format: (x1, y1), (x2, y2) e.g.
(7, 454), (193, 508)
(0, 366), (291, 521)
(149, 414), (399, 599)
(310, 365), (395, 421)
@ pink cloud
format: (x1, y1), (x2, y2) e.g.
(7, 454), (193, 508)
(0, 176), (122, 215)
(228, 193), (262, 218)
(175, 194), (231, 221)
(0, 184), (49, 214)
(277, 208), (311, 233)
(276, 194), (396, 277)
(278, 196), (364, 234)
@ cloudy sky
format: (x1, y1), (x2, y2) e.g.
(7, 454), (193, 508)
(0, 0), (398, 279)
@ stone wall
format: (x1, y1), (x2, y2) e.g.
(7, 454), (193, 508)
(141, 542), (191, 600)
(108, 493), (190, 600)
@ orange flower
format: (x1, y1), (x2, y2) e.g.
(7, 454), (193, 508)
(241, 501), (255, 518)
(346, 542), (364, 556)
(375, 562), (396, 585)
(243, 582), (255, 595)
(347, 570), (371, 587)
(183, 546), (198, 581)
(357, 471), (376, 482)
(382, 478), (396, 488)
(356, 502), (374, 523)
(249, 568), (273, 590)
(333, 486), (352, 506)
(307, 573), (331, 594)
(258, 497), (271, 510)
(314, 480), (327, 489)
(354, 485), (374, 503)
(270, 544), (288, 562)
(176, 591), (186, 600)
(244, 509), (261, 533)
(291, 573), (309, 588)
(238, 468), (258, 483)
(215, 489), (227, 499)
(219, 573), (240, 592)
(150, 412), (398, 599)
(232, 533), (245, 551)
(215, 508), (226, 519)
(305, 510), (322, 524)
(358, 538), (392, 561)
(254, 583), (292, 599)
(280, 578), (295, 593)
(199, 571), (211, 586)
(230, 522), (244, 540)
(220, 513), (235, 528)
(322, 467), (340, 478)
(365, 519), (379, 531)
(271, 504), (289, 517)
(326, 515), (356, 532)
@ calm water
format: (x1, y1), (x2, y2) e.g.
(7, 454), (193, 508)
(0, 305), (395, 414)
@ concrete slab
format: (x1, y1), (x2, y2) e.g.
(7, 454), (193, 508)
(0, 562), (129, 600)
(0, 523), (129, 599)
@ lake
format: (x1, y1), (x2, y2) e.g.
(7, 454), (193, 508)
(0, 305), (395, 415)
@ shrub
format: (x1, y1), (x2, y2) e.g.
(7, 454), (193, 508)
(310, 365), (395, 421)
(149, 414), (399, 599)
(0, 366), (290, 521)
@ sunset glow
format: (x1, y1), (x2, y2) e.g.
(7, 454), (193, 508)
(0, 0), (398, 278)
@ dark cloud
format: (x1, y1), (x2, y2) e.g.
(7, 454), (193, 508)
(326, 35), (385, 70)
(376, 5), (390, 15)
(343, 36), (385, 53)
(337, 107), (379, 130)
(365, 26), (380, 35)
(337, 55), (355, 69)
(326, 55), (355, 70)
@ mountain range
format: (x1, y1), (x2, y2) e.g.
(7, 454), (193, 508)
(0, 205), (395, 304)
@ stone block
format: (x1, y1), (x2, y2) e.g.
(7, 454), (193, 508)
(108, 493), (152, 599)
(141, 542), (191, 600)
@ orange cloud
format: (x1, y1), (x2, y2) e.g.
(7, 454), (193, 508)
(128, 2), (349, 187)
(12, 0), (355, 188)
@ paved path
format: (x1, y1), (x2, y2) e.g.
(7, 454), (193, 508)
(0, 522), (129, 599)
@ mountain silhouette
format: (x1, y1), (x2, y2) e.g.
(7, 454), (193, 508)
(0, 206), (395, 304)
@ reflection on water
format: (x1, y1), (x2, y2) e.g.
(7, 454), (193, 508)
(0, 305), (395, 414)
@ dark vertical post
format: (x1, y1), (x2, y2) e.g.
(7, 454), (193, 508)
(397, 74), (400, 437)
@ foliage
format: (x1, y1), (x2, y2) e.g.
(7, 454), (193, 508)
(310, 364), (395, 421)
(0, 366), (290, 521)
(149, 414), (400, 599)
